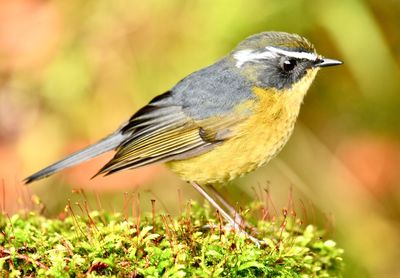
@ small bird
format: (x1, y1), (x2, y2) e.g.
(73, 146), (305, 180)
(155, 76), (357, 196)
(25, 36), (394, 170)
(25, 31), (342, 244)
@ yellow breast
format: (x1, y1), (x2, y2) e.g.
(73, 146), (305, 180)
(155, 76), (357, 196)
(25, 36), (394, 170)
(166, 69), (318, 184)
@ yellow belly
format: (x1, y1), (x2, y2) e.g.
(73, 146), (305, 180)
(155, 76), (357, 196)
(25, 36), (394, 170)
(166, 86), (306, 184)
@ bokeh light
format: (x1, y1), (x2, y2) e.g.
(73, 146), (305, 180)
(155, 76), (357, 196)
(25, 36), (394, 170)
(1, 1), (399, 277)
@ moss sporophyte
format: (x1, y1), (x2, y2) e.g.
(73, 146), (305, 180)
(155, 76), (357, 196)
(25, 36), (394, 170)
(0, 200), (343, 277)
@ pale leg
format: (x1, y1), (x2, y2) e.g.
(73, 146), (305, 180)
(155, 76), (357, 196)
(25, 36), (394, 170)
(206, 184), (248, 227)
(190, 181), (261, 247)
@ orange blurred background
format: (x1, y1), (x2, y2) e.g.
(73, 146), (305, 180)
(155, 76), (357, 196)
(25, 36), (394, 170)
(0, 0), (399, 277)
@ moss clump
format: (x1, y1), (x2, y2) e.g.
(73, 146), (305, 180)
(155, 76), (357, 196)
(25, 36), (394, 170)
(0, 202), (343, 277)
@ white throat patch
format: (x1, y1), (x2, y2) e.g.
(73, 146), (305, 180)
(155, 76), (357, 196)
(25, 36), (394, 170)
(233, 46), (318, 68)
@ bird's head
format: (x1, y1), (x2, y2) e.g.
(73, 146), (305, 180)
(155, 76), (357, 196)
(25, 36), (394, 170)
(230, 31), (342, 93)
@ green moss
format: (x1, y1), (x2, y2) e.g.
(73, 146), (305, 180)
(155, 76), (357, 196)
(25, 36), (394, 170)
(0, 202), (343, 277)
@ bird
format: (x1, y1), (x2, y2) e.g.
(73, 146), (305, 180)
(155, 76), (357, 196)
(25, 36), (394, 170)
(25, 31), (342, 245)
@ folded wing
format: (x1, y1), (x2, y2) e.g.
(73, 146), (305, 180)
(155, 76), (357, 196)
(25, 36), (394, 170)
(95, 91), (244, 176)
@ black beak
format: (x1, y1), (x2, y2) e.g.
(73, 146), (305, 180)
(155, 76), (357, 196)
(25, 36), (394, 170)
(314, 58), (343, 68)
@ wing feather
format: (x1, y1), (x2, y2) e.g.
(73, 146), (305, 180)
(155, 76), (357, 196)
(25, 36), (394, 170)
(95, 91), (248, 176)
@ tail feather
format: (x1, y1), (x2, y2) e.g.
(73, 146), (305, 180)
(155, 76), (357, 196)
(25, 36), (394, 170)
(24, 132), (128, 184)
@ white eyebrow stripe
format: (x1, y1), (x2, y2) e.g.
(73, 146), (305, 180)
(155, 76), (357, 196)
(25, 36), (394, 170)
(266, 46), (318, 61)
(233, 49), (277, 68)
(233, 46), (319, 68)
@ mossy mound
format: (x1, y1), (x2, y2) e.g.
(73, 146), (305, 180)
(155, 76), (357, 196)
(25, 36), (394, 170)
(0, 202), (343, 277)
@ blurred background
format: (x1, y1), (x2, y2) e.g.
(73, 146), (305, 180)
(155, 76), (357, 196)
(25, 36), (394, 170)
(0, 0), (399, 277)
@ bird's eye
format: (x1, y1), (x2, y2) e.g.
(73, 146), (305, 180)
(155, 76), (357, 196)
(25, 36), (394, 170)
(281, 58), (297, 72)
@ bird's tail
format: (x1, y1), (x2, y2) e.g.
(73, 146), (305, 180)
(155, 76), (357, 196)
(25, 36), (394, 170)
(24, 131), (128, 184)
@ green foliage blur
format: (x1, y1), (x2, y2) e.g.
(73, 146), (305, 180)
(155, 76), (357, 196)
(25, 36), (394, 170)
(0, 0), (399, 277)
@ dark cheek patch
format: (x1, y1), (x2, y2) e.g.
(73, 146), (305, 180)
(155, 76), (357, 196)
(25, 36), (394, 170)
(258, 61), (310, 90)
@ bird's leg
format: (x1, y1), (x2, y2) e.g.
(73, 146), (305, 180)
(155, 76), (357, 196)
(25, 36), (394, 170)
(189, 181), (261, 247)
(206, 184), (248, 228)
(190, 181), (239, 229)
